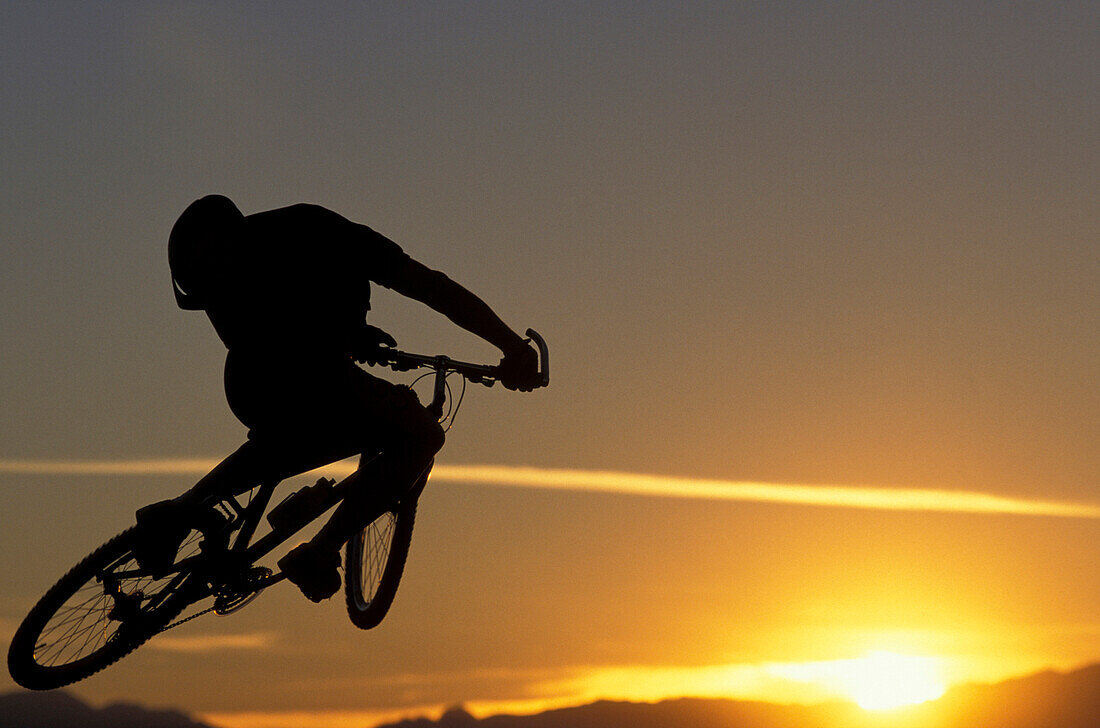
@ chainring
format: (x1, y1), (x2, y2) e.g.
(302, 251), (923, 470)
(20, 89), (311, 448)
(213, 566), (273, 615)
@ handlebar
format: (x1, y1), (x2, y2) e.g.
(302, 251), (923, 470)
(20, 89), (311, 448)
(525, 329), (550, 388)
(371, 329), (548, 421)
(373, 328), (550, 389)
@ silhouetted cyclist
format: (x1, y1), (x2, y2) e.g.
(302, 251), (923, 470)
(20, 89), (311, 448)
(136, 195), (540, 602)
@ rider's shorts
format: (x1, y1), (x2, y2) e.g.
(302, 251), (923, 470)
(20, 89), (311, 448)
(223, 350), (440, 462)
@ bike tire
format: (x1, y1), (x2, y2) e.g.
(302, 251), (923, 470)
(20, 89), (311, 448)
(344, 499), (418, 630)
(8, 526), (205, 690)
(343, 464), (432, 630)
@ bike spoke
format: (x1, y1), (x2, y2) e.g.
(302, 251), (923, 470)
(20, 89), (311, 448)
(42, 593), (104, 632)
(39, 599), (109, 665)
(41, 592), (108, 645)
(37, 589), (114, 665)
(358, 513), (397, 600)
(30, 528), (210, 668)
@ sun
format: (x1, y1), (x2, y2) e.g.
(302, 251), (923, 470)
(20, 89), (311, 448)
(836, 651), (947, 710)
(768, 650), (948, 710)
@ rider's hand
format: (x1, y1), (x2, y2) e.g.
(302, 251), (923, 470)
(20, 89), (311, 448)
(351, 324), (397, 365)
(498, 342), (540, 391)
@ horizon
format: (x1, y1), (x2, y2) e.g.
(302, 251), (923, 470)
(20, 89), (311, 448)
(2, 2), (1096, 727)
(6, 661), (1100, 728)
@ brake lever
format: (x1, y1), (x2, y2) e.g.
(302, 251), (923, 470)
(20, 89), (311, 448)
(525, 329), (550, 388)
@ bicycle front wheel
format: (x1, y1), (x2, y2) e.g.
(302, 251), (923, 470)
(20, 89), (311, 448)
(344, 467), (430, 630)
(7, 526), (207, 690)
(344, 502), (417, 630)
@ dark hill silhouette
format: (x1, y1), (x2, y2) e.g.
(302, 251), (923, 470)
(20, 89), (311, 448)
(378, 663), (1100, 728)
(929, 663), (1100, 728)
(0, 689), (215, 728)
(2, 663), (1098, 728)
(380, 699), (863, 728)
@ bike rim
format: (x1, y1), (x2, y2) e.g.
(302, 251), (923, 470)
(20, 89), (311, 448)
(352, 512), (398, 610)
(30, 529), (206, 669)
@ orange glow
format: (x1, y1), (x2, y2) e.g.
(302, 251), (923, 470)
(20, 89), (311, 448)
(201, 654), (956, 728)
(767, 651), (947, 710)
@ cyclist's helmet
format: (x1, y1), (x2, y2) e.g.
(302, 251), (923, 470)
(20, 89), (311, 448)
(168, 194), (244, 310)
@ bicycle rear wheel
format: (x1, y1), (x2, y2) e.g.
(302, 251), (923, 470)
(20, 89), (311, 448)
(344, 471), (427, 630)
(7, 526), (207, 690)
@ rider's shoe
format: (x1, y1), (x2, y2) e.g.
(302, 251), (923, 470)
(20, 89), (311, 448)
(277, 542), (341, 603)
(133, 500), (227, 574)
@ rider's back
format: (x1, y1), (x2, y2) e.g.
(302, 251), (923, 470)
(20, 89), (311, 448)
(203, 203), (408, 359)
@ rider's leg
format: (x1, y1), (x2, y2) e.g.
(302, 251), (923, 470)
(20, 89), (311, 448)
(315, 378), (444, 552)
(277, 435), (440, 603)
(312, 428), (442, 552)
(132, 445), (271, 571)
(134, 438), (360, 572)
(174, 437), (359, 509)
(278, 378), (444, 601)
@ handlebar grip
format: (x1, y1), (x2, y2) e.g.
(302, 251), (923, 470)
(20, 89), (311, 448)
(525, 328), (550, 388)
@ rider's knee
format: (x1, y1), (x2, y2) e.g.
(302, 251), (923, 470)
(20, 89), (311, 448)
(375, 388), (444, 458)
(396, 388), (444, 454)
(415, 410), (445, 456)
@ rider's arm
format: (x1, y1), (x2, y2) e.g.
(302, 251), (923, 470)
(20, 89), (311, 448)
(350, 220), (539, 390)
(383, 256), (528, 355)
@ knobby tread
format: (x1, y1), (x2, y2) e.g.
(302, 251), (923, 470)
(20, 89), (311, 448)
(7, 528), (187, 690)
(344, 501), (418, 630)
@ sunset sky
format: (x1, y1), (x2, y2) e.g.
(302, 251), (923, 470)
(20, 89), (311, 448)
(1, 2), (1097, 726)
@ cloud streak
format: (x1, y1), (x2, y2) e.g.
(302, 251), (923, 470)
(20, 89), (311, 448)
(2, 459), (1098, 519)
(438, 465), (1100, 519)
(148, 631), (277, 653)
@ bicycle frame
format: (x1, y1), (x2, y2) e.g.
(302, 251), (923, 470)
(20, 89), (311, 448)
(141, 328), (550, 595)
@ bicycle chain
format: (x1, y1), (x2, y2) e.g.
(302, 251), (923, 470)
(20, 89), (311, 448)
(159, 605), (218, 633)
(157, 566), (274, 633)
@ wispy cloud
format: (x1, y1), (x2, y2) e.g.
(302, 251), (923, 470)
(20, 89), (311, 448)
(0, 458), (220, 476)
(438, 465), (1100, 519)
(2, 459), (1097, 519)
(199, 708), (445, 728)
(148, 631), (276, 653)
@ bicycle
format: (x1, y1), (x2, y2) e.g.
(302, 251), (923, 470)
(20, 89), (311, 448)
(7, 330), (549, 691)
